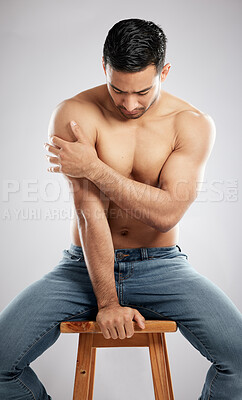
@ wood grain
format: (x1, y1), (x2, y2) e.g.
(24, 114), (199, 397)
(60, 320), (177, 334)
(61, 320), (177, 400)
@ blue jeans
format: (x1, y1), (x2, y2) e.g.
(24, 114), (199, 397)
(0, 244), (242, 399)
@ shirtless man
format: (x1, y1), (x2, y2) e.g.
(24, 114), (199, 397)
(0, 18), (241, 400)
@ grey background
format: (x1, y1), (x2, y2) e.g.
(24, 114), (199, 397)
(0, 0), (241, 399)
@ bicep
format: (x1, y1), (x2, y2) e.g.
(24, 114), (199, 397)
(159, 113), (216, 220)
(47, 100), (109, 214)
(47, 99), (97, 144)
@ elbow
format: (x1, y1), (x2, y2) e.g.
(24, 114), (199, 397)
(159, 225), (174, 233)
(159, 199), (195, 233)
(157, 214), (176, 233)
(157, 204), (187, 232)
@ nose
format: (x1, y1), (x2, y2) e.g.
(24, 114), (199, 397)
(121, 95), (139, 112)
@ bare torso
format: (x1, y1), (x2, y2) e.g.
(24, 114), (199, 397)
(69, 84), (203, 249)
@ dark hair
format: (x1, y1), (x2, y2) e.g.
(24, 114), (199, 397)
(103, 18), (167, 74)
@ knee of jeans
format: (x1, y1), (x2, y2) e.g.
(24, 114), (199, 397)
(0, 324), (21, 372)
(230, 337), (242, 372)
(219, 333), (242, 373)
(0, 342), (15, 373)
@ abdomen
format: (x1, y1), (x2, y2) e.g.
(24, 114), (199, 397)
(71, 203), (179, 249)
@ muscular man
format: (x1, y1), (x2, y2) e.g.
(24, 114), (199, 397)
(1, 18), (241, 400)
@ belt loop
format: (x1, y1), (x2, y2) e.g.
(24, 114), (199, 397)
(140, 248), (148, 260)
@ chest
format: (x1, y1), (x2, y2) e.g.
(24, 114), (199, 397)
(96, 119), (175, 186)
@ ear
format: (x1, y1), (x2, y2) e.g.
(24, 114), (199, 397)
(160, 63), (171, 82)
(102, 57), (106, 75)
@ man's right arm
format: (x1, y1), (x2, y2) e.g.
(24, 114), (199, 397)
(73, 182), (119, 310)
(47, 99), (145, 339)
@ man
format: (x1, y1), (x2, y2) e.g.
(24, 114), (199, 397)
(0, 18), (241, 400)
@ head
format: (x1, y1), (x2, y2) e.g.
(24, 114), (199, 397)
(102, 18), (171, 119)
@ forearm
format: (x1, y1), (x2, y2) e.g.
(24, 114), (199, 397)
(87, 160), (173, 232)
(74, 196), (119, 309)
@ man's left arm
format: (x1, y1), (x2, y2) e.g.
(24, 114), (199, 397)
(47, 112), (216, 232)
(86, 112), (216, 232)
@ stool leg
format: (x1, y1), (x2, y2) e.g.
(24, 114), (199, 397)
(73, 333), (94, 400)
(148, 333), (174, 400)
(162, 333), (174, 400)
(88, 347), (97, 400)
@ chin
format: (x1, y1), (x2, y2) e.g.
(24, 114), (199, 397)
(118, 109), (147, 119)
(122, 113), (144, 120)
(124, 113), (144, 120)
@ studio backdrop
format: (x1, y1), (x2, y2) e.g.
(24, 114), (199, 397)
(1, 1), (241, 399)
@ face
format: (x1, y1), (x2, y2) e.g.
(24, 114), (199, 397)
(103, 61), (170, 120)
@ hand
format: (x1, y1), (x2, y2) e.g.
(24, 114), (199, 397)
(44, 120), (99, 178)
(96, 304), (146, 339)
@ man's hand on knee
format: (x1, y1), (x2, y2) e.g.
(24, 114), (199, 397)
(96, 304), (145, 339)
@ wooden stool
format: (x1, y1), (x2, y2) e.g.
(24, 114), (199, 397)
(60, 320), (177, 400)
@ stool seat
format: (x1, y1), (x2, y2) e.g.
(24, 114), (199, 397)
(60, 320), (177, 400)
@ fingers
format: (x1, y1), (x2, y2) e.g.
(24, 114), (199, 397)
(45, 154), (61, 173)
(70, 120), (83, 141)
(109, 326), (121, 340)
(115, 322), (127, 339)
(44, 143), (60, 155)
(100, 321), (126, 340)
(96, 306), (145, 340)
(102, 318), (139, 340)
(124, 319), (135, 338)
(133, 309), (146, 329)
(101, 326), (112, 340)
(101, 325), (121, 340)
(44, 142), (61, 173)
(50, 135), (67, 148)
(45, 155), (60, 165)
(47, 166), (61, 173)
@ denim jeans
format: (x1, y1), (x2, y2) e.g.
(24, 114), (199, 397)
(0, 243), (242, 399)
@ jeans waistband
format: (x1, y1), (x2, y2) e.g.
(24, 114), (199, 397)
(69, 243), (182, 262)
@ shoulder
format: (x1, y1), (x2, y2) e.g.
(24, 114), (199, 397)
(161, 91), (216, 139)
(48, 87), (105, 143)
(175, 109), (216, 133)
(174, 110), (216, 155)
(161, 91), (216, 154)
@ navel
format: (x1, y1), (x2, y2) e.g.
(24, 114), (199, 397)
(120, 229), (129, 236)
